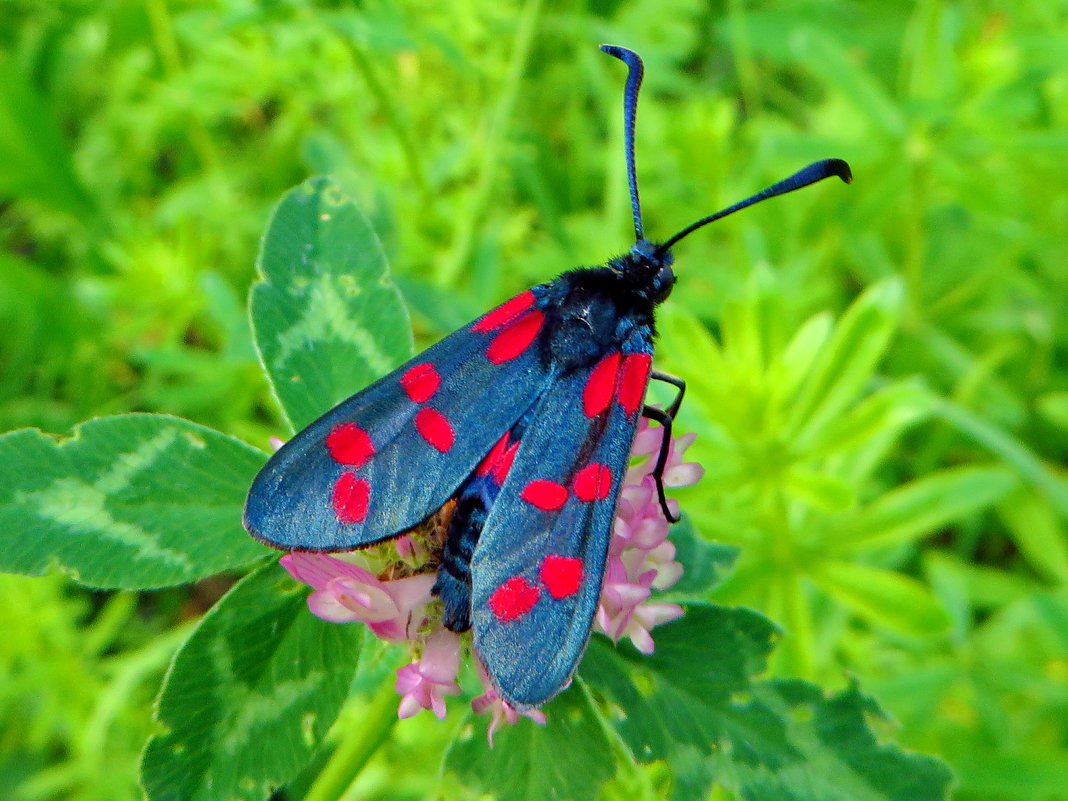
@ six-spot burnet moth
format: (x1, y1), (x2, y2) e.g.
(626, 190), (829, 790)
(244, 44), (851, 712)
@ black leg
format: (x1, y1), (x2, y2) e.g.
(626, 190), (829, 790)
(650, 370), (686, 419)
(641, 405), (681, 523)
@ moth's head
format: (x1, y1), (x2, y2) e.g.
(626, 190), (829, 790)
(632, 240), (674, 305)
(619, 238), (675, 305)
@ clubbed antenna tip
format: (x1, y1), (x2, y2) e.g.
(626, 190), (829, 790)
(656, 158), (854, 255)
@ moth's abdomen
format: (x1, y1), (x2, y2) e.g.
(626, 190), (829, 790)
(433, 412), (531, 630)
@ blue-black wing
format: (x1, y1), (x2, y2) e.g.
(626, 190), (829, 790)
(470, 344), (654, 708)
(244, 289), (555, 551)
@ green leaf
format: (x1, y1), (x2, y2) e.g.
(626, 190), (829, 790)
(785, 467), (855, 512)
(825, 466), (1017, 553)
(801, 379), (935, 463)
(656, 305), (729, 414)
(728, 679), (954, 801)
(933, 396), (1068, 518)
(720, 265), (785, 372)
(584, 605), (786, 768)
(1037, 391), (1068, 433)
(666, 517), (740, 597)
(997, 488), (1068, 582)
(582, 607), (949, 800)
(394, 274), (483, 337)
(141, 562), (362, 801)
(0, 56), (97, 220)
(777, 311), (832, 399)
(445, 684), (615, 801)
(789, 30), (908, 138)
(251, 177), (414, 432)
(950, 746), (1068, 801)
(785, 278), (905, 448)
(925, 552), (1037, 613)
(0, 415), (270, 589)
(812, 562), (951, 637)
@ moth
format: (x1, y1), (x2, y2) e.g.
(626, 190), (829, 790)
(244, 45), (851, 708)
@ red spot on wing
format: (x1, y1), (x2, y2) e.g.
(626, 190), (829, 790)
(521, 479), (569, 510)
(400, 363), (441, 403)
(486, 311), (544, 364)
(476, 432), (511, 477)
(332, 473), (370, 524)
(617, 353), (652, 416)
(491, 441), (520, 485)
(583, 352), (621, 418)
(473, 291), (536, 333)
(325, 423), (375, 468)
(540, 555), (584, 599)
(415, 408), (455, 453)
(476, 433), (521, 486)
(573, 463), (613, 502)
(489, 576), (541, 622)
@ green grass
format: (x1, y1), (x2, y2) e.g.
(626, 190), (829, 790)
(1, 1), (1067, 799)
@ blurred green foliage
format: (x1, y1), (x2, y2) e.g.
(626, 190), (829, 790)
(1, 0), (1066, 799)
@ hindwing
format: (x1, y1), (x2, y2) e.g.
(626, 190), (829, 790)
(470, 343), (654, 708)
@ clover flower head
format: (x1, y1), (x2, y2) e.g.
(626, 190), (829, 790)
(625, 417), (704, 489)
(279, 419), (702, 729)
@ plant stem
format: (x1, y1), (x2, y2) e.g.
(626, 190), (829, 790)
(302, 682), (400, 801)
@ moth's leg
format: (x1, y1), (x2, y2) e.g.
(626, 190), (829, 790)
(641, 405), (681, 523)
(650, 370), (686, 419)
(642, 370), (686, 522)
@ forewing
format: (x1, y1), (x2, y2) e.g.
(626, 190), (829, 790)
(470, 346), (654, 708)
(244, 290), (554, 550)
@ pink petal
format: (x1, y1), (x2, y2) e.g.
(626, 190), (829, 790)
(367, 619), (407, 642)
(598, 609), (632, 641)
(651, 560), (683, 590)
(631, 515), (670, 550)
(429, 691), (449, 720)
(327, 576), (399, 623)
(524, 708), (547, 725)
(395, 663), (422, 694)
(630, 422), (662, 457)
(306, 590), (363, 623)
(665, 462), (704, 488)
(281, 552), (377, 591)
(397, 693), (425, 719)
(368, 581), (434, 642)
(627, 623), (656, 654)
(627, 627), (653, 653)
(606, 581), (651, 609)
(420, 629), (462, 684)
(388, 573), (437, 617)
(471, 659), (547, 746)
(394, 534), (417, 560)
(673, 432), (697, 455)
(636, 602), (685, 630)
(594, 605), (613, 635)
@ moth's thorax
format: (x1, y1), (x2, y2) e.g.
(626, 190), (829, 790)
(539, 262), (658, 370)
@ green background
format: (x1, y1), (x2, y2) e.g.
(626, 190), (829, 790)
(1, 1), (1066, 799)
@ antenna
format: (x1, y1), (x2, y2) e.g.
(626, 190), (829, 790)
(655, 159), (853, 256)
(600, 45), (645, 242)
